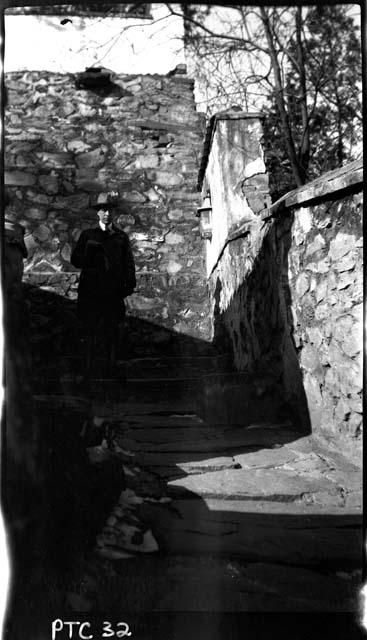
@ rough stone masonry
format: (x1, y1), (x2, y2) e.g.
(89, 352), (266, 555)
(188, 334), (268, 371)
(4, 68), (210, 346)
(285, 166), (363, 461)
(200, 114), (362, 464)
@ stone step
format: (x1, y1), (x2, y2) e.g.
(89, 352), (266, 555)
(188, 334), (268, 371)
(34, 395), (199, 416)
(44, 375), (206, 386)
(93, 402), (200, 417)
(151, 458), (239, 480)
(79, 553), (360, 613)
(127, 354), (230, 365)
(113, 433), (317, 480)
(122, 356), (232, 378)
(120, 423), (297, 455)
(48, 353), (231, 372)
(118, 426), (216, 443)
(32, 377), (203, 401)
(124, 435), (361, 502)
(137, 499), (362, 568)
(145, 556), (360, 612)
(166, 466), (346, 503)
(35, 358), (233, 381)
(113, 414), (204, 428)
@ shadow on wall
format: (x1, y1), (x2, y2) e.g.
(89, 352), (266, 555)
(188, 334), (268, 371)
(22, 283), (301, 428)
(210, 211), (311, 434)
(22, 283), (217, 375)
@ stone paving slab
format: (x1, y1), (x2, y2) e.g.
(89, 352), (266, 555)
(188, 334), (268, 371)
(92, 401), (199, 416)
(133, 451), (241, 466)
(138, 500), (362, 566)
(34, 395), (199, 416)
(122, 354), (231, 365)
(148, 459), (240, 479)
(239, 563), (358, 611)
(170, 497), (363, 516)
(119, 431), (357, 475)
(35, 380), (201, 403)
(167, 466), (344, 502)
(123, 356), (230, 378)
(122, 367), (222, 380)
(126, 376), (204, 384)
(121, 425), (298, 454)
(151, 557), (298, 612)
(152, 557), (359, 612)
(283, 436), (322, 455)
(90, 384), (198, 405)
(122, 354), (230, 363)
(79, 554), (359, 613)
(142, 466), (186, 479)
(175, 456), (239, 475)
(117, 414), (204, 427)
(321, 465), (362, 488)
(234, 446), (307, 470)
(281, 453), (335, 477)
(313, 436), (363, 470)
(120, 427), (219, 443)
(118, 423), (291, 445)
(276, 440), (361, 500)
(284, 436), (363, 477)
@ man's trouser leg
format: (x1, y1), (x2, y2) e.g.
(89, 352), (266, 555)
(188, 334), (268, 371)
(84, 333), (95, 379)
(108, 324), (119, 373)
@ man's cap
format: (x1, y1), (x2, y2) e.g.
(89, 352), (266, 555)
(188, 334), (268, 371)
(91, 192), (119, 210)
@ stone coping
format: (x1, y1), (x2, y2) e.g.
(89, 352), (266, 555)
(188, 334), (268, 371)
(197, 110), (265, 191)
(4, 69), (191, 82)
(207, 158), (363, 278)
(262, 158), (363, 220)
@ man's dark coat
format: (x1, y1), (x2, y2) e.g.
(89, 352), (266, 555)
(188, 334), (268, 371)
(71, 225), (136, 330)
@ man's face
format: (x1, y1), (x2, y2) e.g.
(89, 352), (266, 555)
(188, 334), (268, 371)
(97, 207), (112, 225)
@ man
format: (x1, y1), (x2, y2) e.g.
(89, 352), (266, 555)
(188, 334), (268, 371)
(71, 192), (136, 378)
(3, 192), (29, 376)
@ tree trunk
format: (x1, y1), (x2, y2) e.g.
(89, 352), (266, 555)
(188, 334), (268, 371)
(331, 79), (344, 167)
(260, 7), (305, 187)
(295, 6), (310, 182)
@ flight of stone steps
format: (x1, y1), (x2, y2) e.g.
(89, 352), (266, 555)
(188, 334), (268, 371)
(33, 351), (362, 612)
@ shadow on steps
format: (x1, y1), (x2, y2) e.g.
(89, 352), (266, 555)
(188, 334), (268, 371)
(2, 282), (325, 633)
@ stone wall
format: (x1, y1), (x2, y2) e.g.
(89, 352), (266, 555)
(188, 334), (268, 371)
(5, 68), (210, 349)
(285, 163), (363, 460)
(202, 113), (362, 460)
(206, 207), (300, 428)
(198, 111), (290, 426)
(198, 111), (270, 276)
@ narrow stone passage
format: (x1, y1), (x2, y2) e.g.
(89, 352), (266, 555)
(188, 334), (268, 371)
(3, 24), (363, 639)
(34, 352), (362, 614)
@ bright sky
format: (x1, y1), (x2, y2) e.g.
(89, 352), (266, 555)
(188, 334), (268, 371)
(4, 4), (185, 74)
